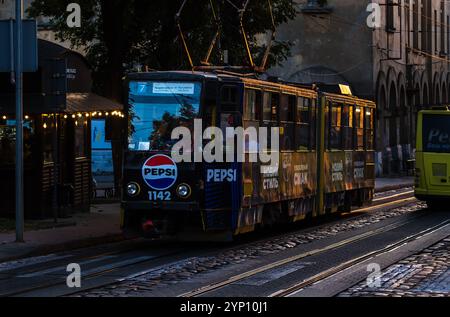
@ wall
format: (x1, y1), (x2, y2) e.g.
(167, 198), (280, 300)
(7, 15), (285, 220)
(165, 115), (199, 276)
(269, 0), (374, 99)
(271, 0), (450, 176)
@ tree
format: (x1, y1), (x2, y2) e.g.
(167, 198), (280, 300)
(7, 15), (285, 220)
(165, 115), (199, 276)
(28, 0), (296, 101)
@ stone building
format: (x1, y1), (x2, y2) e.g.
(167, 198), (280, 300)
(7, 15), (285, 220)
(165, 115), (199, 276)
(270, 0), (450, 176)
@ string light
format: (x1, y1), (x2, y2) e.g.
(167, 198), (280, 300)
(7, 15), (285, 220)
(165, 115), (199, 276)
(0, 110), (124, 121)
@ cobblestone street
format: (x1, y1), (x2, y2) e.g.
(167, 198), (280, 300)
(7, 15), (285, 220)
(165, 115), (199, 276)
(339, 237), (450, 297)
(74, 202), (426, 297)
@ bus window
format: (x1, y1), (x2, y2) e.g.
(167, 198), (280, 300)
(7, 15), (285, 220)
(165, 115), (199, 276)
(355, 106), (364, 150)
(244, 89), (261, 121)
(342, 104), (354, 150)
(422, 114), (450, 153)
(295, 96), (310, 150)
(330, 103), (342, 150)
(365, 108), (374, 150)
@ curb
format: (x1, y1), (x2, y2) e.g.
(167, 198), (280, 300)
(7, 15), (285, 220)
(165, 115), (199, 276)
(375, 183), (414, 193)
(0, 233), (130, 264)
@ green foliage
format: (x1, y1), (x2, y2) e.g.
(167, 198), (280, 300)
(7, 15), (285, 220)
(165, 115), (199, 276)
(28, 0), (297, 98)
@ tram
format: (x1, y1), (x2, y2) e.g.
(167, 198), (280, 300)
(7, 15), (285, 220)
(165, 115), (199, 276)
(120, 71), (376, 241)
(415, 107), (450, 210)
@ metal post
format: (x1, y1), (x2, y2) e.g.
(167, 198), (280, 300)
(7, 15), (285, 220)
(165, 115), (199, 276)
(15, 0), (24, 243)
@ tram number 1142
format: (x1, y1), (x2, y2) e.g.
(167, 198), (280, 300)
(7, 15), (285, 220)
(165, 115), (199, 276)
(149, 191), (171, 201)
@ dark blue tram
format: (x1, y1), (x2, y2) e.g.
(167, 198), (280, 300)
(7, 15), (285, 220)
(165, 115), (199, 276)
(121, 71), (376, 241)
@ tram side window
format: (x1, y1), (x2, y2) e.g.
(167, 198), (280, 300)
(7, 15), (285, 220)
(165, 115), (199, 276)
(262, 92), (279, 150)
(329, 103), (342, 150)
(355, 106), (364, 150)
(324, 102), (330, 150)
(263, 92), (279, 122)
(310, 99), (317, 150)
(244, 89), (261, 121)
(296, 96), (310, 151)
(280, 94), (296, 151)
(365, 108), (374, 150)
(221, 86), (239, 112)
(342, 104), (354, 150)
(280, 94), (295, 122)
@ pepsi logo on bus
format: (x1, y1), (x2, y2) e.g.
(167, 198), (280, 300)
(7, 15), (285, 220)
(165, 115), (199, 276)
(142, 155), (178, 191)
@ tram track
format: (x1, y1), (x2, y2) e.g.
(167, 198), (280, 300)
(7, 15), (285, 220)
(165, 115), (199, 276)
(270, 219), (450, 297)
(178, 211), (430, 298)
(0, 189), (418, 297)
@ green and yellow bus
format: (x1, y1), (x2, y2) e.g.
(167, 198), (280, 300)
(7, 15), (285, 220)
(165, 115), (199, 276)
(415, 107), (450, 209)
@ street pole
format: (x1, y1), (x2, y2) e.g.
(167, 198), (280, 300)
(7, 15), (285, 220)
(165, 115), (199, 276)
(15, 0), (24, 243)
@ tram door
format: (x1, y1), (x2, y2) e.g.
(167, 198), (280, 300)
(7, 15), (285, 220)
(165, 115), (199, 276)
(202, 84), (243, 231)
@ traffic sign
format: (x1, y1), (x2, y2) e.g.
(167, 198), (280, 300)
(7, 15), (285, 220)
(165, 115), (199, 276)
(0, 19), (38, 72)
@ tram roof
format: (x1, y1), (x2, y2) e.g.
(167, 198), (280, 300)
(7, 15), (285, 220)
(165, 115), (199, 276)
(126, 71), (376, 107)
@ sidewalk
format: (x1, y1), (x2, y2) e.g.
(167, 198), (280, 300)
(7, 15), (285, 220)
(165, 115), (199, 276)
(0, 204), (123, 263)
(375, 177), (414, 193)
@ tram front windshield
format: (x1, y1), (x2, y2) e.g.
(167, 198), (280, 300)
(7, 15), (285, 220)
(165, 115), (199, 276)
(423, 114), (450, 153)
(128, 81), (202, 151)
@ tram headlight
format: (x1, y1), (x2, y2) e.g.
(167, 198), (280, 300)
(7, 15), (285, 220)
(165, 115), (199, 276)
(177, 184), (191, 199)
(127, 182), (140, 197)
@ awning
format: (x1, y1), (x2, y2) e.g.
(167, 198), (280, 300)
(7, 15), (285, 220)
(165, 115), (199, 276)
(66, 93), (123, 113)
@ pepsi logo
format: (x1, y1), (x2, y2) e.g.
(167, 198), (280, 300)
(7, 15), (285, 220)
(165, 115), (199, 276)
(142, 155), (178, 191)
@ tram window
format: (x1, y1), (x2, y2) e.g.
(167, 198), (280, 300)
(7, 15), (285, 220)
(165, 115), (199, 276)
(324, 102), (330, 150)
(342, 104), (354, 150)
(365, 108), (374, 150)
(280, 94), (296, 122)
(279, 95), (296, 151)
(221, 86), (237, 104)
(221, 86), (239, 112)
(244, 89), (261, 121)
(329, 103), (342, 150)
(310, 99), (317, 150)
(295, 97), (310, 150)
(355, 106), (364, 150)
(263, 92), (279, 122)
(297, 97), (310, 124)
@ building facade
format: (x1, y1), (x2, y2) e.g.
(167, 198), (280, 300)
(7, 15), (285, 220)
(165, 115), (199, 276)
(270, 0), (450, 176)
(0, 1), (123, 219)
(0, 0), (85, 53)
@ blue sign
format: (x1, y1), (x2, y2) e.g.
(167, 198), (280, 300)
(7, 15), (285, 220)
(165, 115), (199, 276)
(92, 120), (112, 150)
(0, 19), (38, 72)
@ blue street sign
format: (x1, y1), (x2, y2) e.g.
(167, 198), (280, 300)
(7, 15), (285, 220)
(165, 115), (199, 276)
(0, 19), (38, 72)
